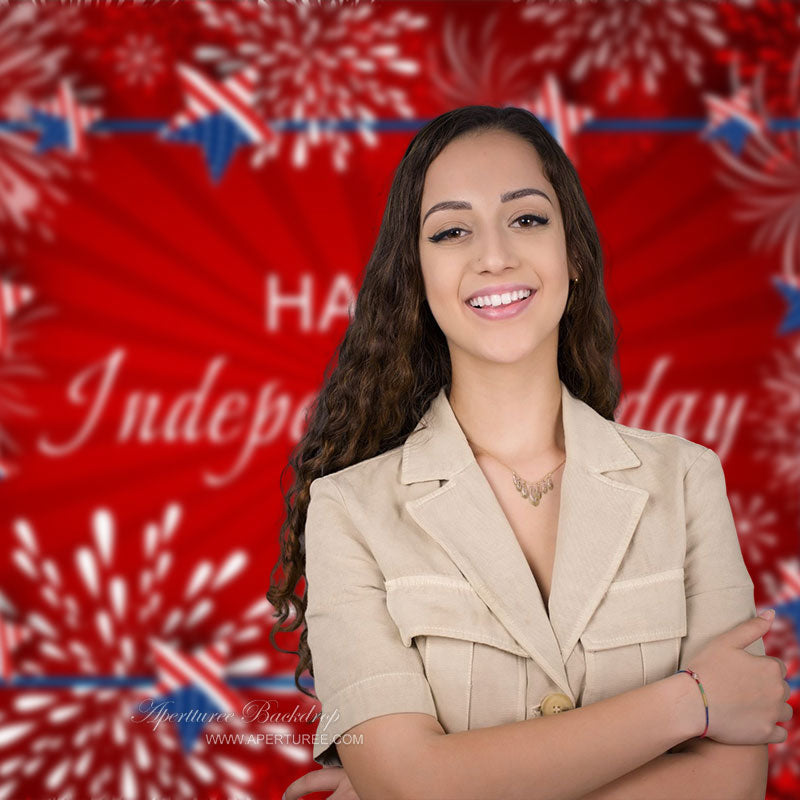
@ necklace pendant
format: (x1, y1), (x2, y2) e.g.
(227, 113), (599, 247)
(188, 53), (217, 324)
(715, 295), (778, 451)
(494, 455), (564, 510)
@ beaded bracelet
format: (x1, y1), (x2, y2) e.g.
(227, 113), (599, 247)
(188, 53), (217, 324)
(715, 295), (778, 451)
(675, 667), (709, 738)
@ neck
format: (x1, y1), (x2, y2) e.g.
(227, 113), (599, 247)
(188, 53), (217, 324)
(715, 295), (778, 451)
(448, 370), (566, 473)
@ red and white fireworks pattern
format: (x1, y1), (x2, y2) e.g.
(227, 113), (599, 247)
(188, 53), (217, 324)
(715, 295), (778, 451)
(730, 489), (781, 568)
(112, 32), (167, 91)
(749, 340), (800, 507)
(708, 50), (800, 288)
(0, 272), (43, 479)
(0, 3), (82, 256)
(0, 501), (304, 799)
(424, 10), (537, 108)
(518, 0), (734, 103)
(717, 0), (800, 116)
(193, 0), (426, 170)
(722, 50), (800, 513)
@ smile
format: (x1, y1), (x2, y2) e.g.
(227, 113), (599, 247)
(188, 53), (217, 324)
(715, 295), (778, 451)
(465, 289), (536, 320)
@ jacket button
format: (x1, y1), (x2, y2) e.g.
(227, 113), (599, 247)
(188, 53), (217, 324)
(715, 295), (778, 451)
(540, 692), (574, 715)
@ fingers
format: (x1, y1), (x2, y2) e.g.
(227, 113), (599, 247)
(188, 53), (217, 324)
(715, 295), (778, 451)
(283, 766), (346, 800)
(328, 785), (362, 800)
(769, 723), (789, 744)
(766, 655), (787, 678)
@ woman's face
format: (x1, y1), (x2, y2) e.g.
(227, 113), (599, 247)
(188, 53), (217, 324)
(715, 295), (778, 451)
(418, 129), (575, 368)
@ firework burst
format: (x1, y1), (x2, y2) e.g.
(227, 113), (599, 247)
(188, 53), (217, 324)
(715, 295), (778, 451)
(707, 50), (800, 287)
(730, 490), (781, 567)
(0, 3), (85, 256)
(517, 0), (733, 104)
(111, 32), (167, 90)
(193, 0), (426, 171)
(0, 501), (303, 799)
(423, 10), (536, 108)
(748, 339), (800, 508)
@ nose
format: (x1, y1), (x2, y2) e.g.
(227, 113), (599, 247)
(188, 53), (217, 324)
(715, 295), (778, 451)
(474, 227), (521, 273)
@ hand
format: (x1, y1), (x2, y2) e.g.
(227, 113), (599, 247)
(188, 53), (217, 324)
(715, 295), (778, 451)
(685, 611), (792, 745)
(283, 765), (361, 800)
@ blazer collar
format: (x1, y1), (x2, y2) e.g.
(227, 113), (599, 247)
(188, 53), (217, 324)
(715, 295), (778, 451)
(400, 381), (649, 701)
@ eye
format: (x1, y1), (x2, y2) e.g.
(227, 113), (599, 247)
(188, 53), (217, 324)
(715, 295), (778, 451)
(426, 213), (550, 244)
(512, 213), (550, 228)
(427, 227), (467, 243)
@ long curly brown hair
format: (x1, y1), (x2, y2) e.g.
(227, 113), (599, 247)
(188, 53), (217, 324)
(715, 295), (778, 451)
(266, 105), (622, 699)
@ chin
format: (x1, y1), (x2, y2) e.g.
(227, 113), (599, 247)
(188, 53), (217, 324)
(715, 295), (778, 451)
(448, 329), (543, 365)
(476, 344), (537, 365)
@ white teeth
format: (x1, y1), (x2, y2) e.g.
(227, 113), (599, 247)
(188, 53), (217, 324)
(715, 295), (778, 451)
(469, 288), (532, 308)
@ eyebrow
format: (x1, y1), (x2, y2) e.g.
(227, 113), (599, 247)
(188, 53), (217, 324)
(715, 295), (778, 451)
(422, 187), (553, 226)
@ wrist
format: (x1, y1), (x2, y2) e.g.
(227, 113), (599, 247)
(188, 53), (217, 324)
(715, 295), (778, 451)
(661, 671), (708, 742)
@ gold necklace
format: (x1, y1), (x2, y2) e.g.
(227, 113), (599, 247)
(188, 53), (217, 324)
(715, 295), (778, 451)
(468, 440), (566, 507)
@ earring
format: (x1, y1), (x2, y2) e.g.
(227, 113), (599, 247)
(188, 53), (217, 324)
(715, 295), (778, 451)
(566, 275), (579, 312)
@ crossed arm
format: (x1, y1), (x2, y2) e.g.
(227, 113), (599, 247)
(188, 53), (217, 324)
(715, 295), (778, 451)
(576, 738), (768, 800)
(293, 737), (768, 800)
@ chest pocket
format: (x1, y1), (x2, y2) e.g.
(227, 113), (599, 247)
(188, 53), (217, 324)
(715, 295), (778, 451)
(385, 576), (528, 733)
(580, 568), (687, 705)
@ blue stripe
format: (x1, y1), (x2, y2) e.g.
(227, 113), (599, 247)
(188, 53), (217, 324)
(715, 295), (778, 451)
(1, 117), (798, 134)
(0, 674), (315, 689)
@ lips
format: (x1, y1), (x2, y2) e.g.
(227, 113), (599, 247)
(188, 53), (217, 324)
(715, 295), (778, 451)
(466, 288), (532, 309)
(466, 289), (536, 320)
(465, 283), (535, 303)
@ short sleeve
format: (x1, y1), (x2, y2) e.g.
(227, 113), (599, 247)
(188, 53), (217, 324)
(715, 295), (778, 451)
(304, 476), (437, 768)
(678, 447), (765, 672)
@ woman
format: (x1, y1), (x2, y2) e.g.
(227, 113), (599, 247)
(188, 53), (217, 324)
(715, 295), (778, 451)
(269, 106), (791, 800)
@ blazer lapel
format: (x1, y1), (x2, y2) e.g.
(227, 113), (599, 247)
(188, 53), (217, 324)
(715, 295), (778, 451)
(401, 380), (649, 700)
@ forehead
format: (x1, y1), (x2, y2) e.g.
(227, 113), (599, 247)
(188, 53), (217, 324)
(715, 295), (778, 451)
(421, 130), (551, 200)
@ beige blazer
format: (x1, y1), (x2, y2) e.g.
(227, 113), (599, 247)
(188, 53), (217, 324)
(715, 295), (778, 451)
(304, 380), (764, 768)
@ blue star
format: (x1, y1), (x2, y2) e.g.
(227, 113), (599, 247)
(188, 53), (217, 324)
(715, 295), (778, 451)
(772, 278), (800, 335)
(132, 685), (224, 753)
(164, 112), (252, 183)
(30, 109), (70, 154)
(771, 600), (800, 691)
(539, 118), (556, 139)
(705, 118), (751, 155)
